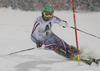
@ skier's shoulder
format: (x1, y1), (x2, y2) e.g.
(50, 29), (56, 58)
(35, 16), (43, 23)
(34, 16), (42, 26)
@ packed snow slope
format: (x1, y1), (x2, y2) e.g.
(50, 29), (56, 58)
(0, 8), (100, 71)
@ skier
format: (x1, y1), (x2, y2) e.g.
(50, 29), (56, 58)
(31, 4), (100, 65)
(31, 4), (77, 60)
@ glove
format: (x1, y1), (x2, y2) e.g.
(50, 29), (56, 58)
(36, 41), (43, 48)
(59, 20), (69, 28)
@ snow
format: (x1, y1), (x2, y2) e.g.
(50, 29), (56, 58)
(0, 7), (100, 71)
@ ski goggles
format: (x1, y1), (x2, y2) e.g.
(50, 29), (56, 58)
(43, 12), (54, 17)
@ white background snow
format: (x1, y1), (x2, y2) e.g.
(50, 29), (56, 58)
(0, 7), (100, 71)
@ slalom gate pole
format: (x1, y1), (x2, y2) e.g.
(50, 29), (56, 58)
(72, 0), (80, 65)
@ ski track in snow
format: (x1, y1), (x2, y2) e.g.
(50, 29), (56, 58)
(0, 7), (100, 71)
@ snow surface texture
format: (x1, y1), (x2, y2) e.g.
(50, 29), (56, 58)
(0, 7), (100, 71)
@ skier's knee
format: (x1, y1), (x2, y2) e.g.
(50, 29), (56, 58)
(67, 45), (77, 53)
(45, 45), (57, 50)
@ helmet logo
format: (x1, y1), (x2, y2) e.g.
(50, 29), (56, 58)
(46, 8), (53, 11)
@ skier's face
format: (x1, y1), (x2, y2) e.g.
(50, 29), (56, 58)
(44, 16), (52, 21)
(43, 12), (53, 21)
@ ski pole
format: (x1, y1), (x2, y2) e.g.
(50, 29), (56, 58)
(8, 48), (35, 55)
(70, 26), (100, 39)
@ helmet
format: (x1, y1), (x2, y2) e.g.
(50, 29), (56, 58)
(42, 4), (54, 21)
(42, 4), (54, 13)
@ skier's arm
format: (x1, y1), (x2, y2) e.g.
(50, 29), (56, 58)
(31, 21), (40, 43)
(31, 21), (43, 47)
(53, 16), (69, 28)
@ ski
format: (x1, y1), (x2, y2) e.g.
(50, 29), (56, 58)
(81, 58), (100, 65)
(91, 58), (100, 65)
(81, 59), (92, 65)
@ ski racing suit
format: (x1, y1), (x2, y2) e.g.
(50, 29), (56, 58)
(31, 16), (99, 61)
(31, 16), (69, 51)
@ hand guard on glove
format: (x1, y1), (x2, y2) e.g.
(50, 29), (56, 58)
(59, 20), (69, 28)
(36, 41), (43, 48)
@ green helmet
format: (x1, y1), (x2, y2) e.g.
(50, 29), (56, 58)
(42, 4), (54, 13)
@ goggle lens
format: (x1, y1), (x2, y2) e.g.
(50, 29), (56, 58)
(43, 12), (53, 17)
